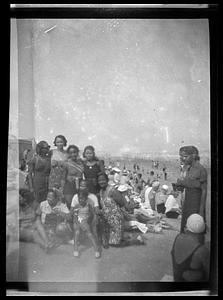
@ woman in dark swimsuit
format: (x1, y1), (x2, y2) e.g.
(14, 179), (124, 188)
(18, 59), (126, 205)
(83, 145), (105, 196)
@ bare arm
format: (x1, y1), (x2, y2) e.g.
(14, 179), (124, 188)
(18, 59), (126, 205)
(35, 216), (49, 244)
(199, 182), (207, 218)
(98, 160), (105, 174)
(60, 163), (67, 192)
(27, 158), (35, 192)
(199, 166), (208, 218)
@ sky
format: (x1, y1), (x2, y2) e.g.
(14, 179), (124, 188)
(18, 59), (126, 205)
(21, 19), (210, 156)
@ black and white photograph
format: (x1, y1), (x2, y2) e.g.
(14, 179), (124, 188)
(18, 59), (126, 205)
(6, 4), (218, 296)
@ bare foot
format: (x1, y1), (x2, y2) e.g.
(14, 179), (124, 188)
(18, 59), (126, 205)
(95, 251), (101, 259)
(73, 250), (79, 257)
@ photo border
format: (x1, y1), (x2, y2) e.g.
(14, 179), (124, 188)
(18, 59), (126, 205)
(4, 4), (219, 296)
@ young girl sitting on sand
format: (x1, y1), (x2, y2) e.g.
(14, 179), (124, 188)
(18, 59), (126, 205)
(71, 187), (101, 258)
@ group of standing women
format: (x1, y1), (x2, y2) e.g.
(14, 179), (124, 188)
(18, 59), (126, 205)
(27, 135), (104, 209)
(26, 135), (142, 250)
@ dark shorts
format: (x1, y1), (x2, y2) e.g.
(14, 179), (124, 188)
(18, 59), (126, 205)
(166, 211), (180, 219)
(63, 181), (78, 196)
(157, 203), (165, 214)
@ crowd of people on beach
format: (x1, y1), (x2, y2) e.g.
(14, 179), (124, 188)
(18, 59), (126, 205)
(17, 134), (210, 281)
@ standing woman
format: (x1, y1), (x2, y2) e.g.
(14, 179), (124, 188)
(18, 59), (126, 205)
(83, 145), (105, 196)
(61, 145), (84, 209)
(176, 146), (207, 233)
(48, 135), (68, 190)
(27, 141), (51, 204)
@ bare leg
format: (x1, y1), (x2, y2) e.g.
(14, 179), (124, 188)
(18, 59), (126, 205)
(73, 227), (80, 256)
(19, 229), (34, 242)
(32, 230), (48, 249)
(85, 230), (100, 258)
(64, 194), (73, 210)
(101, 219), (110, 248)
(91, 214), (101, 249)
(35, 219), (49, 244)
(86, 230), (99, 252)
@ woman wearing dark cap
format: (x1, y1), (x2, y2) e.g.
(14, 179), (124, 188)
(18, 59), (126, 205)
(48, 135), (68, 190)
(176, 146), (207, 233)
(83, 145), (105, 196)
(27, 141), (51, 204)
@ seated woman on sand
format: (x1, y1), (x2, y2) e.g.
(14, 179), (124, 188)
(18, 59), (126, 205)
(155, 184), (169, 214)
(36, 189), (73, 249)
(19, 189), (52, 252)
(97, 173), (145, 247)
(165, 189), (182, 219)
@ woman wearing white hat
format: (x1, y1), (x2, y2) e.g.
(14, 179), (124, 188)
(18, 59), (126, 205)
(142, 181), (160, 211)
(171, 214), (209, 282)
(112, 167), (121, 185)
(155, 184), (169, 214)
(165, 190), (182, 219)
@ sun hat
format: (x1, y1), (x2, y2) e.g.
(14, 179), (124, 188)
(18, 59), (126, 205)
(152, 181), (160, 187)
(122, 170), (128, 175)
(186, 214), (205, 233)
(161, 184), (169, 191)
(112, 167), (121, 173)
(117, 185), (128, 192)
